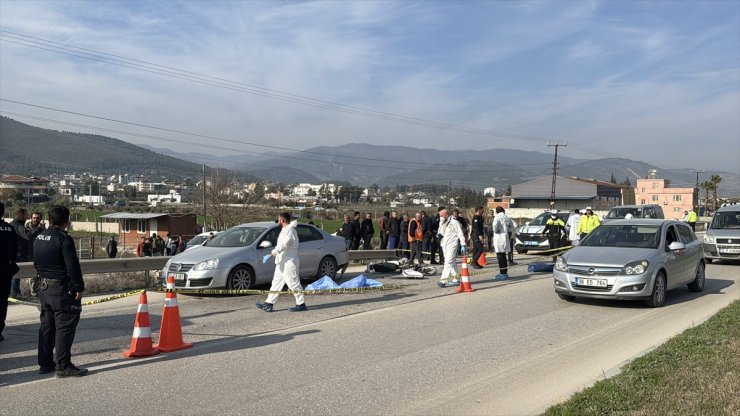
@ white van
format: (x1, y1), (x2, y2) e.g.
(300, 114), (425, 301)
(702, 204), (740, 263)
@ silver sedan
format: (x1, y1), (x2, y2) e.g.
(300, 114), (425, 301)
(553, 219), (706, 307)
(162, 222), (349, 289)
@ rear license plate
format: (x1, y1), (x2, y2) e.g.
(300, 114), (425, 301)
(173, 273), (186, 281)
(719, 248), (740, 254)
(575, 277), (607, 287)
(525, 241), (538, 246)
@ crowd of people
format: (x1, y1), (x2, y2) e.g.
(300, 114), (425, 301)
(135, 233), (190, 257)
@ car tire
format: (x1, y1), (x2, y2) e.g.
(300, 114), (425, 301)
(687, 262), (706, 292)
(705, 258), (713, 264)
(645, 272), (667, 308)
(227, 265), (255, 290)
(558, 293), (576, 302)
(316, 256), (337, 279)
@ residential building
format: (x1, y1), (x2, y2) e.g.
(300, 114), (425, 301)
(147, 190), (182, 206)
(0, 174), (50, 202)
(101, 212), (197, 248)
(635, 170), (698, 219)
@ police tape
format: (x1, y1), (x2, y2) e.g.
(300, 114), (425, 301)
(7, 289), (146, 307)
(151, 282), (423, 296)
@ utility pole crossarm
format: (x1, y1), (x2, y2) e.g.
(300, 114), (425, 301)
(547, 141), (567, 209)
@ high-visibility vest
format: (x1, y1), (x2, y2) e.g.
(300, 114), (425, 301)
(577, 215), (601, 234)
(687, 211), (698, 222)
(408, 218), (423, 242)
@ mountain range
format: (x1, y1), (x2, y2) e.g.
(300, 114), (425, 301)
(2, 116), (738, 195)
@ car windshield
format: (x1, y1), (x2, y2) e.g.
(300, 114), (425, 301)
(710, 212), (740, 229)
(206, 227), (266, 247)
(606, 207), (642, 219)
(580, 225), (660, 248)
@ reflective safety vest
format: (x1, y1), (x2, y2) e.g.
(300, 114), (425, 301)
(408, 218), (423, 242)
(687, 211), (698, 222)
(577, 214), (601, 234)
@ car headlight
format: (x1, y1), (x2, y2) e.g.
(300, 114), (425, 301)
(621, 260), (649, 275)
(703, 235), (714, 243)
(192, 258), (219, 271)
(555, 256), (568, 272)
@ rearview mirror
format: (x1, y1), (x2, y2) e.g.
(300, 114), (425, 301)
(259, 240), (273, 249)
(668, 241), (686, 251)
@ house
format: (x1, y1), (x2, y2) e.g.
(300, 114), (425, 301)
(147, 190), (182, 206)
(511, 176), (624, 211)
(0, 175), (50, 202)
(635, 170), (697, 219)
(101, 212), (197, 248)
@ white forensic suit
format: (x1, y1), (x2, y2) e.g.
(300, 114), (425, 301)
(566, 213), (581, 246)
(438, 216), (467, 283)
(492, 212), (512, 253)
(265, 220), (304, 305)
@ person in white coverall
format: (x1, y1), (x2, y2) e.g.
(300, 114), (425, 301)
(492, 206), (513, 280)
(566, 209), (581, 247)
(436, 208), (467, 288)
(255, 213), (307, 312)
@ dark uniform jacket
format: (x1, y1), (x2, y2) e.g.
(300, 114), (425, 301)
(360, 219), (375, 238)
(33, 228), (84, 293)
(471, 214), (485, 239)
(350, 219), (361, 242)
(11, 219), (41, 260)
(0, 219), (18, 273)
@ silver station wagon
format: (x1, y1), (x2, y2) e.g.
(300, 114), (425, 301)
(162, 222), (349, 289)
(553, 219), (705, 307)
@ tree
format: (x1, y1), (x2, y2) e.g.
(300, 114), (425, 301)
(191, 168), (241, 231)
(709, 174), (722, 212)
(505, 184), (512, 196)
(699, 180), (712, 214)
(610, 173), (617, 184)
(622, 176), (631, 186)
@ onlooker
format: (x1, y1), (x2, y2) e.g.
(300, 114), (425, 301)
(361, 212), (375, 250)
(27, 212), (46, 261)
(420, 211), (433, 261)
(379, 211), (390, 250)
(337, 215), (353, 250)
(388, 211), (399, 250)
(350, 211), (361, 250)
(255, 213), (307, 313)
(399, 211), (410, 258)
(430, 207), (443, 265)
(470, 206), (486, 269)
(136, 236), (146, 257)
(142, 237), (153, 257)
(34, 205), (87, 377)
(0, 201), (18, 342)
(166, 235), (178, 256)
(151, 233), (162, 256)
(408, 212), (424, 265)
(105, 236), (118, 258)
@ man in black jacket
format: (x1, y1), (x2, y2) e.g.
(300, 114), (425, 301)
(105, 237), (118, 258)
(361, 212), (375, 250)
(10, 208), (44, 299)
(0, 202), (18, 342)
(350, 211), (362, 250)
(34, 205), (87, 377)
(337, 215), (353, 250)
(388, 211), (400, 250)
(470, 206), (486, 269)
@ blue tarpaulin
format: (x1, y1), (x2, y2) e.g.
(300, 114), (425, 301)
(528, 262), (555, 272)
(339, 274), (383, 288)
(305, 276), (341, 290)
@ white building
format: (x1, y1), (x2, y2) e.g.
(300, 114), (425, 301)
(147, 191), (182, 206)
(73, 195), (105, 206)
(483, 187), (496, 197)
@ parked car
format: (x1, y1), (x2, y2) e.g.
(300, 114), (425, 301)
(514, 211), (571, 254)
(553, 219), (705, 307)
(185, 231), (222, 250)
(162, 222), (349, 290)
(602, 204), (665, 222)
(702, 203), (740, 263)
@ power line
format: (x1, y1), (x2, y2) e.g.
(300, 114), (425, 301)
(0, 29), (654, 163)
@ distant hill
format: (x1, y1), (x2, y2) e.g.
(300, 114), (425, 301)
(0, 116), (259, 182)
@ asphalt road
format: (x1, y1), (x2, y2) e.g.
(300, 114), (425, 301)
(1, 256), (738, 415)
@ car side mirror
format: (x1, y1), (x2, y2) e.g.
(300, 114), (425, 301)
(668, 241), (685, 251)
(259, 240), (273, 249)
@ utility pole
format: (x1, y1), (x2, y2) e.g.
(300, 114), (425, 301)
(202, 163), (207, 232)
(690, 169), (705, 187)
(547, 141), (567, 209)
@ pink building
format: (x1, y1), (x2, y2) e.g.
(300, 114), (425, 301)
(635, 171), (697, 220)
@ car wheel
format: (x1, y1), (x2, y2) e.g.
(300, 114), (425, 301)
(227, 265), (255, 290)
(705, 258), (713, 264)
(645, 272), (667, 308)
(687, 262), (706, 292)
(558, 293), (576, 302)
(317, 256), (337, 279)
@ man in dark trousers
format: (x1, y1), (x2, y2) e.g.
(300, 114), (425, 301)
(10, 208), (44, 299)
(420, 211), (433, 262)
(34, 205), (87, 377)
(430, 207), (443, 264)
(105, 236), (118, 258)
(0, 202), (18, 342)
(350, 211), (362, 250)
(360, 212), (375, 250)
(470, 206), (486, 269)
(379, 211), (390, 250)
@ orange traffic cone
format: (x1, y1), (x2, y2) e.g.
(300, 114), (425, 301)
(457, 256), (475, 293)
(154, 276), (193, 352)
(123, 291), (160, 358)
(477, 251), (486, 268)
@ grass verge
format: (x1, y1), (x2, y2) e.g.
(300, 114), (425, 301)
(543, 299), (740, 415)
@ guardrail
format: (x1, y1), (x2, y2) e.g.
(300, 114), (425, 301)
(14, 249), (399, 279)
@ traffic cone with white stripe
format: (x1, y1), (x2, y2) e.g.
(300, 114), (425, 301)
(154, 276), (193, 352)
(123, 291), (160, 358)
(457, 256), (475, 293)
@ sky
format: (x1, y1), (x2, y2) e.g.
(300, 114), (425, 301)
(1, 0), (739, 173)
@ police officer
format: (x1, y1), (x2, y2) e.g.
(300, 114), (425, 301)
(34, 205), (87, 377)
(543, 210), (566, 252)
(470, 206), (486, 269)
(0, 202), (18, 342)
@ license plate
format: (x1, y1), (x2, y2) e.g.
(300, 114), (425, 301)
(173, 273), (186, 281)
(525, 241), (538, 246)
(575, 277), (607, 287)
(719, 248), (740, 254)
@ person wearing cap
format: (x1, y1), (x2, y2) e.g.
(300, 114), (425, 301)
(543, 210), (566, 253)
(686, 208), (698, 231)
(566, 208), (581, 246)
(577, 206), (601, 241)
